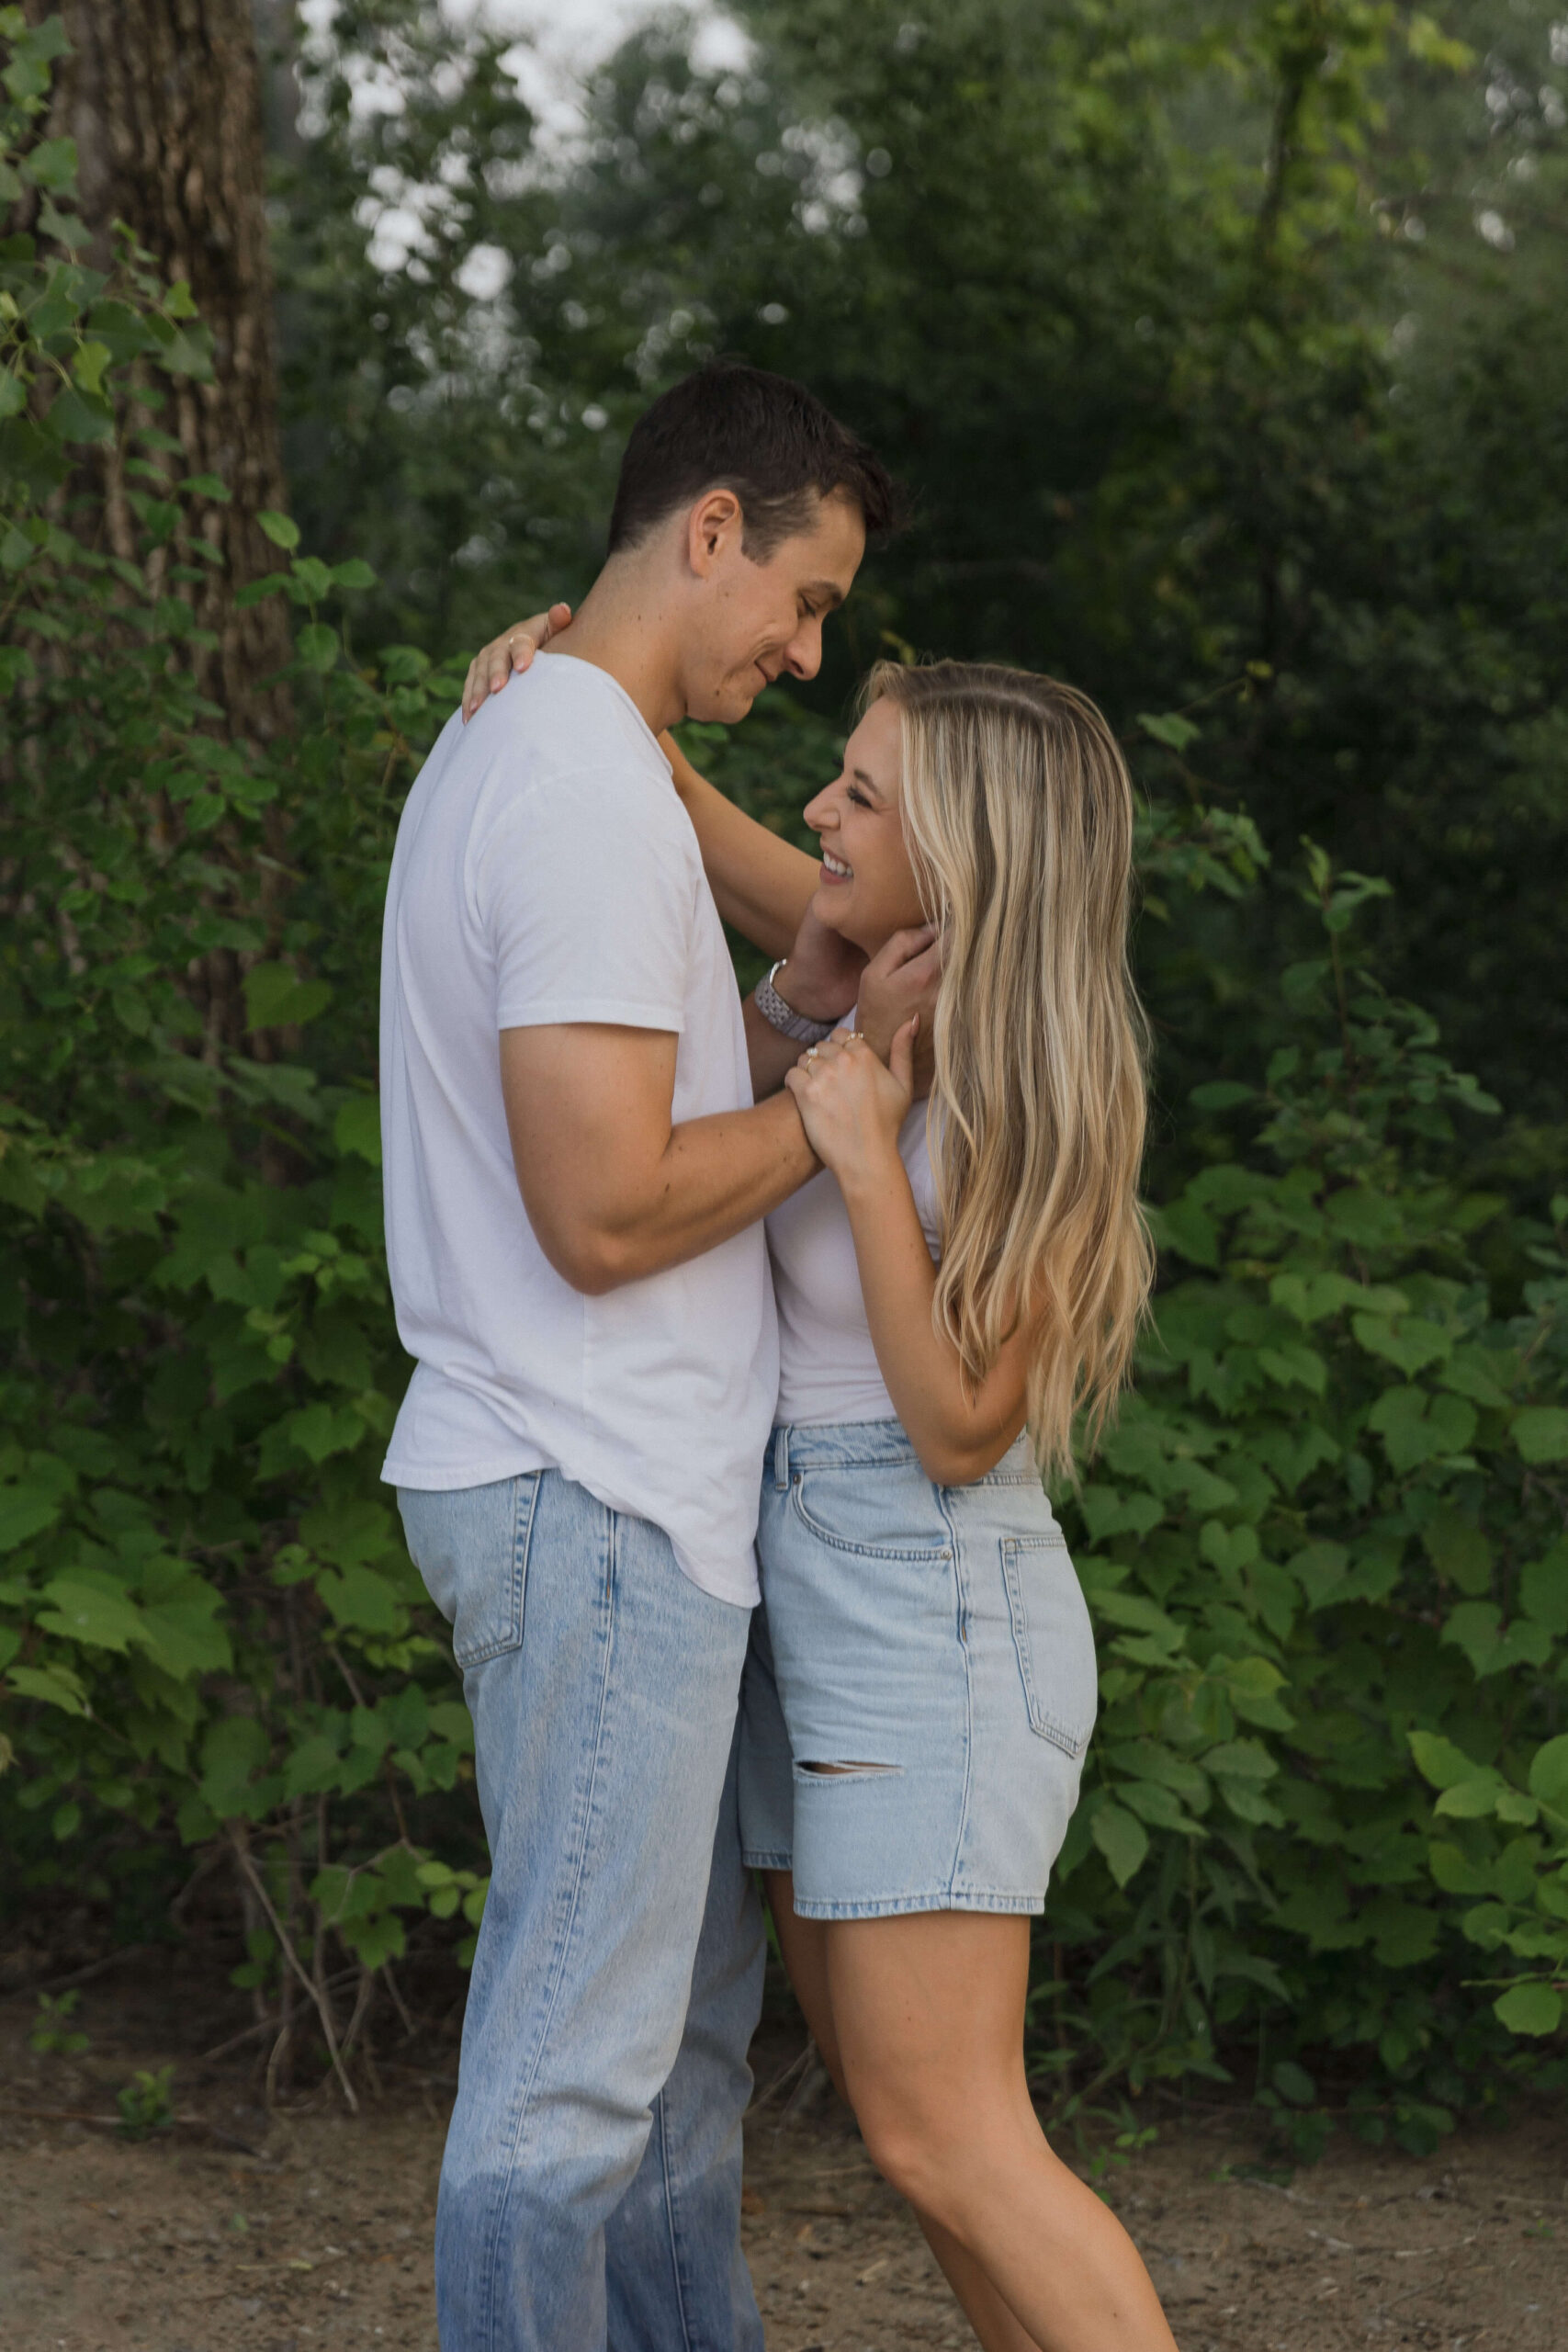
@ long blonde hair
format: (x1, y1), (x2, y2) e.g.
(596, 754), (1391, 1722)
(863, 659), (1155, 1481)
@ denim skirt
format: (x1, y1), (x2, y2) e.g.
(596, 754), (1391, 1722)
(738, 1419), (1098, 1918)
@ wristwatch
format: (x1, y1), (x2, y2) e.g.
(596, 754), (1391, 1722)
(752, 959), (838, 1045)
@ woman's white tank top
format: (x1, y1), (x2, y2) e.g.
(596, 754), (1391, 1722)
(766, 1097), (941, 1427)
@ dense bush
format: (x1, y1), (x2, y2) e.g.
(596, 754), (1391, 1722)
(1, 30), (1564, 2135)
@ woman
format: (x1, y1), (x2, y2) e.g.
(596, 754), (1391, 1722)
(463, 624), (1173, 2352)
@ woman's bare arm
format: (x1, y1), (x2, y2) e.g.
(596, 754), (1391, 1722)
(784, 1030), (1032, 1484)
(660, 731), (819, 957)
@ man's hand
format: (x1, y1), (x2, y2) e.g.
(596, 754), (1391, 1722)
(858, 925), (941, 1097)
(461, 605), (573, 722)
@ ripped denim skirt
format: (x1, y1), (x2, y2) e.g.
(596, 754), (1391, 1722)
(737, 1419), (1098, 1920)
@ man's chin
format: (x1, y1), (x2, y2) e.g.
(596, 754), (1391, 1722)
(686, 683), (757, 726)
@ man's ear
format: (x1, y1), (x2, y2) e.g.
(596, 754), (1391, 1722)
(685, 487), (745, 579)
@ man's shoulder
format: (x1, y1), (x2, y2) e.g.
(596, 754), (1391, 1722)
(466, 660), (675, 814)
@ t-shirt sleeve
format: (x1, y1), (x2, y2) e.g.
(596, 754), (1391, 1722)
(475, 766), (694, 1033)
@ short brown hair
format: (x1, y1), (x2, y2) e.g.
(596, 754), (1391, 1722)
(607, 359), (901, 559)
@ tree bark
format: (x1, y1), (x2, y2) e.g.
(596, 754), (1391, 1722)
(30, 0), (295, 739)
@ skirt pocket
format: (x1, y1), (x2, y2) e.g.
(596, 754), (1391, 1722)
(999, 1534), (1097, 1758)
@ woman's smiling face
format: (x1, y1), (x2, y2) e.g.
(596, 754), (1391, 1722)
(804, 696), (929, 956)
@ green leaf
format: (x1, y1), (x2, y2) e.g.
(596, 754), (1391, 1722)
(69, 339), (111, 398)
(1090, 1801), (1149, 1887)
(1204, 1739), (1277, 1781)
(333, 1094), (382, 1166)
(1271, 2059), (1315, 2106)
(318, 1565), (402, 1634)
(296, 621), (339, 673)
(1433, 1775), (1506, 1819)
(1519, 1544), (1568, 1636)
(1493, 1984), (1562, 2037)
(243, 961), (333, 1031)
(1513, 1408), (1568, 1464)
(1421, 1510), (1493, 1597)
(1351, 1313), (1451, 1375)
(1527, 1736), (1568, 1815)
(1408, 1730), (1485, 1792)
(1223, 1655), (1293, 1730)
(1136, 710), (1201, 752)
(36, 1576), (144, 1653)
(43, 384), (112, 445)
(1366, 1386), (1476, 1474)
(330, 557), (378, 589)
(1427, 1839), (1490, 1895)
(18, 135), (74, 191)
(199, 1715), (270, 1818)
(0, 1483), (65, 1552)
(257, 509), (300, 551)
(5, 1662), (90, 1717)
(1200, 1520), (1259, 1576)
(281, 1734), (344, 1801)
(280, 1403), (365, 1466)
(1440, 1600), (1552, 1679)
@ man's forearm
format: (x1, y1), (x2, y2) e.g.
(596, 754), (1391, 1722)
(582, 1089), (818, 1289)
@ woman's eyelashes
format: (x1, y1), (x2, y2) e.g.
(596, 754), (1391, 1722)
(847, 784), (872, 809)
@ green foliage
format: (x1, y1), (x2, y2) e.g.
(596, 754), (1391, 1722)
(116, 2063), (175, 2140)
(1, 25), (1562, 2132)
(28, 1987), (88, 2058)
(1, 61), (485, 2074)
(274, 0), (1568, 1143)
(1041, 922), (1568, 2136)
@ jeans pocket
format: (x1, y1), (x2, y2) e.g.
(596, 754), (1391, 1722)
(398, 1474), (542, 1668)
(999, 1535), (1097, 1758)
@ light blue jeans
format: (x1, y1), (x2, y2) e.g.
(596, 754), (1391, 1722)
(739, 1422), (1097, 1916)
(398, 1470), (765, 2352)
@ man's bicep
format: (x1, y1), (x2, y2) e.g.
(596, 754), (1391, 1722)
(499, 1023), (677, 1283)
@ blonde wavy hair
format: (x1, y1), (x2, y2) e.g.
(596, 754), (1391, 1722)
(863, 659), (1155, 1481)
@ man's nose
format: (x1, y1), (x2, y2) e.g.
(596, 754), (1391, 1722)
(783, 620), (823, 682)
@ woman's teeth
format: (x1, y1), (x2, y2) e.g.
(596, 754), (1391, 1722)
(821, 851), (852, 878)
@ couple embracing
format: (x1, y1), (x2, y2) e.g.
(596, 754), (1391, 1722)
(379, 361), (1177, 2352)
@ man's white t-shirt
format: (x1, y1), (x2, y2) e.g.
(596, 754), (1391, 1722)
(767, 1095), (941, 1426)
(379, 652), (779, 1607)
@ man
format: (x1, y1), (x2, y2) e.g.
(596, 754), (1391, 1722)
(379, 361), (902, 2347)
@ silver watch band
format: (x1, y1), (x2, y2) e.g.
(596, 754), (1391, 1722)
(752, 959), (837, 1045)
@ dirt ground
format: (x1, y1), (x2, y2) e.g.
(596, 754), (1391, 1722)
(2, 1951), (1564, 2352)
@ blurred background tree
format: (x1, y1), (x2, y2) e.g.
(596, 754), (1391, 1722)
(264, 0), (1567, 1162)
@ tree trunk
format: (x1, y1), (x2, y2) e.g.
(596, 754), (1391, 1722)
(31, 0), (295, 739)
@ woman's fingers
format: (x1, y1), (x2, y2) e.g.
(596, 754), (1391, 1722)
(870, 922), (938, 976)
(889, 1015), (918, 1094)
(460, 602), (572, 722)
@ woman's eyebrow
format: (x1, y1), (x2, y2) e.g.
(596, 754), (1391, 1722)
(851, 765), (887, 802)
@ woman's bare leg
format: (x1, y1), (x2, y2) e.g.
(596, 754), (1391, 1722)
(824, 1910), (1178, 2352)
(761, 1873), (1043, 2352)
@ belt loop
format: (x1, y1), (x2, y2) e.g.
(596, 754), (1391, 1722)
(773, 1426), (790, 1490)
